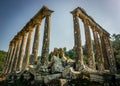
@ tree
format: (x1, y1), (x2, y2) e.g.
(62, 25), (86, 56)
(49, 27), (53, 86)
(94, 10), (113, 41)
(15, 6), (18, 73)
(111, 34), (120, 73)
(0, 50), (7, 73)
(65, 48), (76, 59)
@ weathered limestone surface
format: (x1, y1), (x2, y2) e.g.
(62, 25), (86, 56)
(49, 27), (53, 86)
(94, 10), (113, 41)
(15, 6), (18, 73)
(71, 12), (84, 71)
(44, 74), (61, 84)
(18, 32), (27, 71)
(83, 18), (95, 70)
(24, 30), (33, 70)
(104, 36), (117, 73)
(62, 67), (80, 79)
(13, 35), (22, 71)
(51, 56), (64, 73)
(5, 42), (14, 74)
(92, 28), (104, 72)
(8, 40), (18, 73)
(100, 34), (109, 70)
(32, 24), (40, 63)
(41, 15), (51, 66)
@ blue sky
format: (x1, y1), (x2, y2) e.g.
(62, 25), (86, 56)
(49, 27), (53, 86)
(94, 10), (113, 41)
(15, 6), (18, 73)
(0, 0), (120, 55)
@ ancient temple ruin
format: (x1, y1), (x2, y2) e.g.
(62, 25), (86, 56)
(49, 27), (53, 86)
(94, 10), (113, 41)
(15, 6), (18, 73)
(2, 6), (120, 86)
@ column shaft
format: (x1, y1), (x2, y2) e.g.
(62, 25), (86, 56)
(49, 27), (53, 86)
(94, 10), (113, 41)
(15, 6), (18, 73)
(8, 41), (18, 73)
(104, 36), (117, 73)
(100, 34), (109, 69)
(24, 30), (33, 70)
(18, 33), (27, 71)
(13, 36), (22, 71)
(83, 19), (95, 69)
(32, 24), (40, 63)
(41, 15), (51, 65)
(5, 43), (14, 73)
(73, 14), (84, 71)
(93, 29), (104, 72)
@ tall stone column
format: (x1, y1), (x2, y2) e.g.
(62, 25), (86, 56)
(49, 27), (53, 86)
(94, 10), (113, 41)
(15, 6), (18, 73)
(99, 33), (109, 70)
(24, 29), (33, 70)
(92, 27), (104, 72)
(8, 39), (18, 73)
(5, 42), (14, 73)
(72, 13), (84, 71)
(12, 35), (22, 71)
(32, 23), (41, 63)
(18, 32), (27, 71)
(41, 15), (51, 65)
(83, 19), (96, 70)
(104, 36), (117, 73)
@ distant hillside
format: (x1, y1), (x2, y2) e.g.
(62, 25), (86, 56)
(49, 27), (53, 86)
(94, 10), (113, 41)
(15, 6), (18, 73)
(0, 50), (7, 73)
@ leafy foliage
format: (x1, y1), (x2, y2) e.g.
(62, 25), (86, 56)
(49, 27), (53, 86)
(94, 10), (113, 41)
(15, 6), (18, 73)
(0, 50), (7, 73)
(111, 34), (120, 72)
(64, 47), (76, 60)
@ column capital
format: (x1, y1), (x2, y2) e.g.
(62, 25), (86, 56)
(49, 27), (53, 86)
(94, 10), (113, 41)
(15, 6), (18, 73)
(18, 35), (22, 40)
(104, 35), (110, 41)
(91, 25), (96, 32)
(14, 35), (20, 40)
(99, 31), (103, 37)
(12, 39), (18, 45)
(26, 21), (34, 27)
(26, 27), (34, 32)
(45, 11), (52, 17)
(10, 40), (16, 48)
(71, 12), (79, 17)
(89, 20), (96, 28)
(10, 41), (14, 47)
(82, 17), (89, 24)
(71, 7), (81, 17)
(25, 23), (34, 32)
(20, 30), (28, 36)
(33, 18), (41, 25)
(41, 6), (54, 16)
(36, 22), (41, 25)
(44, 10), (53, 17)
(12, 39), (16, 43)
(17, 32), (23, 40)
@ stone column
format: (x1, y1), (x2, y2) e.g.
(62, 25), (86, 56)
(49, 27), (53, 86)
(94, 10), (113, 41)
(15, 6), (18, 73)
(92, 27), (104, 72)
(83, 18), (96, 70)
(18, 32), (27, 71)
(12, 35), (22, 71)
(41, 15), (51, 65)
(72, 13), (84, 71)
(8, 39), (18, 73)
(5, 42), (14, 74)
(104, 36), (117, 73)
(24, 29), (33, 70)
(32, 23), (40, 63)
(99, 33), (109, 70)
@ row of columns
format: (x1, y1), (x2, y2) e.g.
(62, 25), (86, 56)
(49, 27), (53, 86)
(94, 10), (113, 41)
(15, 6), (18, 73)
(71, 7), (117, 73)
(3, 6), (53, 74)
